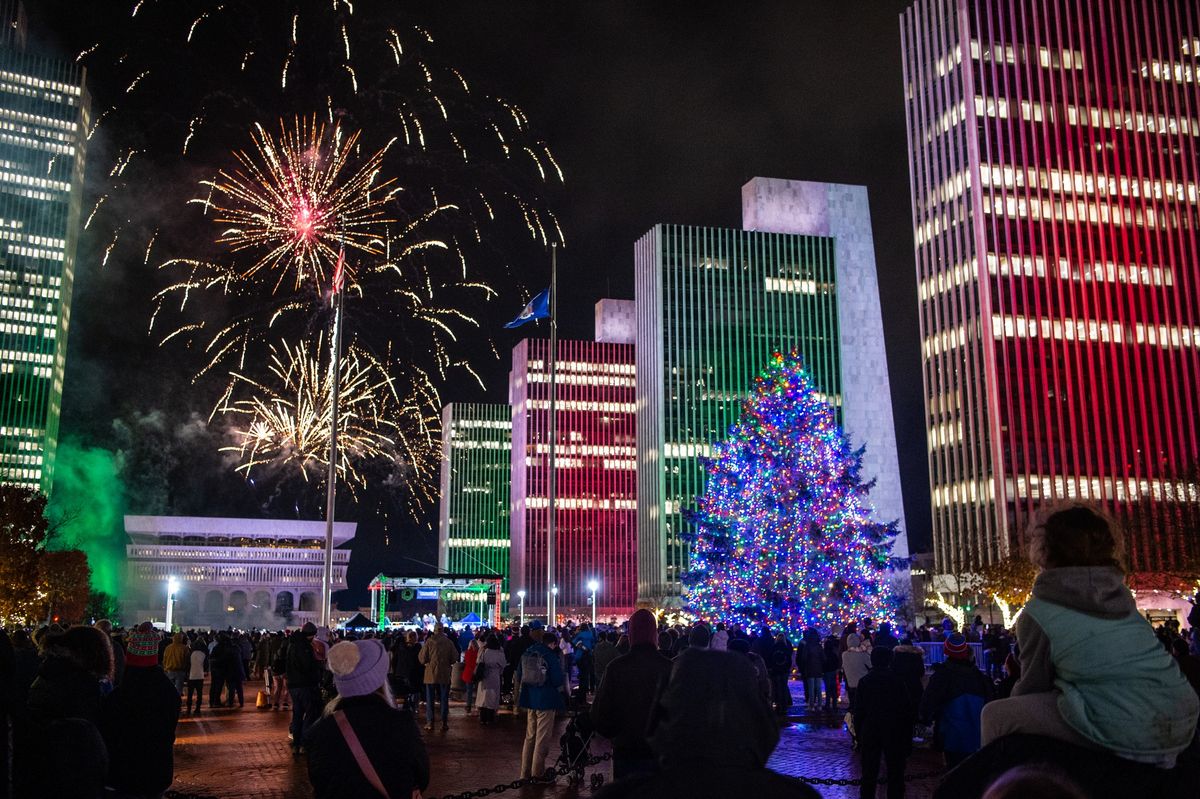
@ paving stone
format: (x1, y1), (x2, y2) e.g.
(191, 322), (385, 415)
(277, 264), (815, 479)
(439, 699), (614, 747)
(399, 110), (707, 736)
(169, 678), (945, 798)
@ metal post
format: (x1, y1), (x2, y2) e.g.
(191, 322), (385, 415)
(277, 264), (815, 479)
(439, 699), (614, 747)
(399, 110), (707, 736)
(166, 576), (179, 631)
(518, 590), (525, 628)
(588, 579), (598, 628)
(320, 283), (345, 629)
(547, 245), (558, 626)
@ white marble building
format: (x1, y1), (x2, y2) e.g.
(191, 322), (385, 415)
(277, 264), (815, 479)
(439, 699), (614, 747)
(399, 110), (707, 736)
(123, 515), (356, 629)
(742, 177), (910, 562)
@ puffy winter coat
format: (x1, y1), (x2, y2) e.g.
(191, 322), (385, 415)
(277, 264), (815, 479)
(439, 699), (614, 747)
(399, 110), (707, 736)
(99, 665), (181, 796)
(305, 695), (429, 799)
(461, 643), (480, 683)
(1017, 567), (1198, 762)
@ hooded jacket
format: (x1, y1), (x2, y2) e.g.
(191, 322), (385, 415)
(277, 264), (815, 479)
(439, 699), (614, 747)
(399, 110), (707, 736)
(162, 634), (190, 672)
(841, 635), (872, 688)
(1015, 566), (1199, 764)
(286, 629), (324, 688)
(591, 643), (671, 760)
(595, 650), (820, 799)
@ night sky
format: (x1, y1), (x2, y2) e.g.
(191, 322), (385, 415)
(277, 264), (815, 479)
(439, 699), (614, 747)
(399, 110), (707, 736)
(28, 1), (926, 607)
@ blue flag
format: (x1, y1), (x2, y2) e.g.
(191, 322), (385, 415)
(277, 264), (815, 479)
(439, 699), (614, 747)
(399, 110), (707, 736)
(504, 288), (551, 328)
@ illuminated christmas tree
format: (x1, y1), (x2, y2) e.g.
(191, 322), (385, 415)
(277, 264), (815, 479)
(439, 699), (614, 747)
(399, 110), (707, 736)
(682, 351), (902, 637)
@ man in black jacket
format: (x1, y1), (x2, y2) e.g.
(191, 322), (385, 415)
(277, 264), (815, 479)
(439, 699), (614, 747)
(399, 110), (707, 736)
(591, 609), (671, 781)
(853, 646), (916, 799)
(286, 622), (324, 755)
(594, 649), (820, 799)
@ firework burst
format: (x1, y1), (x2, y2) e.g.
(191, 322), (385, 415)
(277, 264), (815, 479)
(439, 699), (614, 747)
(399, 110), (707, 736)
(204, 117), (399, 292)
(218, 336), (439, 494)
(152, 116), (468, 381)
(72, 1), (564, 512)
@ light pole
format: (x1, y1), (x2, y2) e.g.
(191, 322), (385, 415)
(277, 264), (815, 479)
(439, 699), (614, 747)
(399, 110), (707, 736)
(165, 576), (180, 631)
(587, 579), (599, 628)
(517, 590), (526, 628)
(551, 585), (558, 627)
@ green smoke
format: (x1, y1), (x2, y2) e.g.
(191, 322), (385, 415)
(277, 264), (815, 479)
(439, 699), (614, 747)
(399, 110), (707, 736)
(48, 439), (126, 596)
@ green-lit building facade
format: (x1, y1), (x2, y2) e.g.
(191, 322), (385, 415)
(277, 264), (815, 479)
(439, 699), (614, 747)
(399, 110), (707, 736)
(635, 178), (908, 607)
(0, 2), (89, 493)
(436, 403), (512, 614)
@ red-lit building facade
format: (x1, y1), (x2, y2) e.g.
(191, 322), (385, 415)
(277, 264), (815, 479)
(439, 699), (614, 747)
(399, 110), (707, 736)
(509, 300), (638, 616)
(901, 0), (1200, 576)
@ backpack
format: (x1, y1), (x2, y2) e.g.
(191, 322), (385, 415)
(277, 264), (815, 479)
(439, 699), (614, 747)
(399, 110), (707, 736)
(938, 693), (986, 754)
(520, 649), (548, 686)
(272, 640), (288, 674)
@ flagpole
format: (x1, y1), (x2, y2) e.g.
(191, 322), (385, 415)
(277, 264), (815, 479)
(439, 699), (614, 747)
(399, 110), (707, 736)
(320, 261), (346, 629)
(547, 244), (557, 626)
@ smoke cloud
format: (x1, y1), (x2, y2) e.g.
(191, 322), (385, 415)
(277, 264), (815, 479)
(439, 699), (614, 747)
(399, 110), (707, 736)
(48, 438), (127, 596)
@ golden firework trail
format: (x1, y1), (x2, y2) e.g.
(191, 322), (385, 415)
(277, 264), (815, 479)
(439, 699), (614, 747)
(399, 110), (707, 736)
(218, 336), (439, 492)
(202, 116), (399, 293)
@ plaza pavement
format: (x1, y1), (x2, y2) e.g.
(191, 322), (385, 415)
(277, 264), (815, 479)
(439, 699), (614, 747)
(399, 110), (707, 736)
(168, 677), (944, 799)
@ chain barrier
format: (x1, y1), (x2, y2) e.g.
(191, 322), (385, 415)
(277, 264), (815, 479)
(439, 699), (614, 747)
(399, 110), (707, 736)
(428, 760), (942, 796)
(165, 755), (939, 798)
(165, 746), (941, 798)
(427, 752), (613, 799)
(794, 769), (943, 787)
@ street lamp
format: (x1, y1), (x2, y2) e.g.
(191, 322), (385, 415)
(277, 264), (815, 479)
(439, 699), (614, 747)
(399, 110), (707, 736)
(551, 585), (558, 627)
(165, 576), (180, 631)
(517, 590), (526, 628)
(587, 579), (599, 628)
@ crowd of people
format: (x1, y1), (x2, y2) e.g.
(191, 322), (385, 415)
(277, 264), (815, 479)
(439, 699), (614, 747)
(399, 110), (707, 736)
(2, 504), (1200, 798)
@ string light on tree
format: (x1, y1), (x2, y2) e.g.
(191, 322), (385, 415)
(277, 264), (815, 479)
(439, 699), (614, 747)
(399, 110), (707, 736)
(682, 351), (903, 638)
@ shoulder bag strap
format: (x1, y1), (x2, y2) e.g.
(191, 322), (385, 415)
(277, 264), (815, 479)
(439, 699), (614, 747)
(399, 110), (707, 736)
(333, 710), (392, 799)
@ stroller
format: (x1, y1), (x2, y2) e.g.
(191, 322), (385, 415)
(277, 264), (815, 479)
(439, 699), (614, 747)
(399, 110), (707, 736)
(556, 710), (603, 788)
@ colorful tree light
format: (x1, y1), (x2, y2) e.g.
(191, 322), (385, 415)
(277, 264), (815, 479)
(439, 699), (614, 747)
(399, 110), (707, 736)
(682, 351), (903, 638)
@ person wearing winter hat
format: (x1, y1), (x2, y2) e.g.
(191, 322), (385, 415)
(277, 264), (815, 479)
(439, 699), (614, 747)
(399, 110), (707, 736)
(943, 632), (971, 661)
(919, 632), (992, 767)
(99, 622), (181, 797)
(592, 609), (672, 780)
(305, 640), (430, 799)
(15, 625), (113, 796)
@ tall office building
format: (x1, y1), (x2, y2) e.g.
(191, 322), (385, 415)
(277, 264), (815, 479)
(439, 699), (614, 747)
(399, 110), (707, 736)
(0, 1), (89, 493)
(436, 403), (512, 610)
(635, 178), (908, 606)
(509, 301), (638, 616)
(901, 0), (1200, 574)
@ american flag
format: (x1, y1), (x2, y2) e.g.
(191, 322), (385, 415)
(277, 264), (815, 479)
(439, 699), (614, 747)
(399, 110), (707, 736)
(332, 247), (345, 295)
